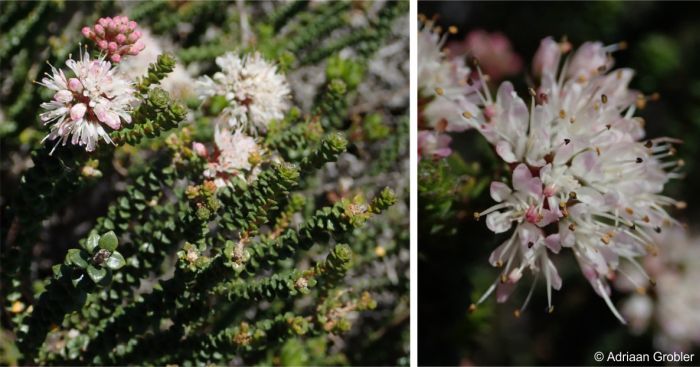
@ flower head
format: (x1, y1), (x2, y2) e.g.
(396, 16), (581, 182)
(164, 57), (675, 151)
(39, 47), (136, 154)
(418, 19), (479, 133)
(197, 52), (290, 135)
(82, 16), (145, 63)
(203, 126), (262, 187)
(466, 37), (683, 323)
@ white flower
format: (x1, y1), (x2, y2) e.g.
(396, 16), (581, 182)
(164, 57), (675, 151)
(203, 126), (261, 188)
(39, 48), (136, 154)
(118, 29), (195, 100)
(467, 37), (683, 323)
(197, 52), (290, 134)
(418, 20), (479, 132)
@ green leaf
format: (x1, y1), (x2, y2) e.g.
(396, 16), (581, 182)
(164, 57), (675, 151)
(71, 273), (85, 288)
(105, 251), (126, 270)
(84, 232), (100, 254)
(86, 265), (107, 284)
(66, 249), (88, 269)
(98, 231), (118, 252)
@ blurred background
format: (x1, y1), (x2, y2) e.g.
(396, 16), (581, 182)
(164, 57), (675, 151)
(418, 1), (700, 365)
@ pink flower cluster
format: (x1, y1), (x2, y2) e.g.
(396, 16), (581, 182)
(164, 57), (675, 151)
(82, 16), (145, 63)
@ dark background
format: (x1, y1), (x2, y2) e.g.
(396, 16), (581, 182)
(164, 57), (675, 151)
(418, 1), (700, 365)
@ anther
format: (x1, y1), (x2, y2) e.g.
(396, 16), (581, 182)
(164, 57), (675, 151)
(654, 226), (662, 233)
(527, 241), (534, 249)
(462, 111), (473, 119)
(595, 147), (601, 156)
(547, 305), (554, 314)
(606, 124), (612, 130)
(568, 223), (576, 231)
(625, 207), (634, 215)
(649, 279), (656, 287)
(514, 309), (521, 318)
(569, 192), (577, 200)
(528, 88), (537, 97)
(468, 304), (477, 313)
(636, 157), (643, 163)
(601, 235), (611, 245)
(569, 116), (576, 124)
(643, 215), (650, 223)
(564, 138), (571, 145)
(495, 260), (504, 268)
(500, 274), (508, 283)
(559, 109), (566, 119)
(435, 87), (444, 96)
(645, 140), (653, 149)
(448, 26), (458, 34)
(636, 95), (647, 109)
(675, 201), (687, 210)
(473, 212), (481, 220)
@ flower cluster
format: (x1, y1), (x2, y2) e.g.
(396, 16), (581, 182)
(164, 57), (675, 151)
(82, 16), (145, 63)
(616, 227), (700, 351)
(417, 19), (522, 162)
(197, 52), (290, 134)
(462, 37), (684, 322)
(417, 18), (477, 136)
(39, 47), (136, 154)
(199, 126), (262, 188)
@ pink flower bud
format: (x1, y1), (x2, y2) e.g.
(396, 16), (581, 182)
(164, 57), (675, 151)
(70, 103), (87, 121)
(81, 27), (92, 38)
(54, 90), (73, 103)
(94, 24), (105, 38)
(110, 54), (121, 63)
(98, 18), (109, 26)
(532, 37), (561, 77)
(115, 33), (126, 43)
(192, 142), (208, 157)
(128, 21), (137, 30)
(68, 78), (83, 92)
(108, 42), (118, 52)
(97, 40), (109, 50)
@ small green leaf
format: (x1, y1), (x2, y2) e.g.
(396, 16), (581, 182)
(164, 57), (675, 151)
(84, 233), (100, 254)
(71, 273), (84, 288)
(86, 265), (107, 284)
(67, 249), (88, 269)
(105, 251), (126, 270)
(98, 231), (118, 252)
